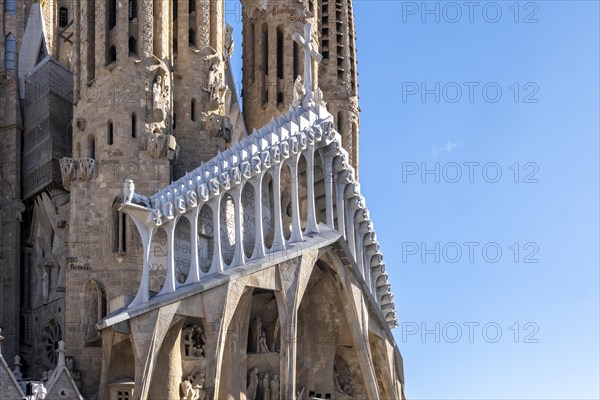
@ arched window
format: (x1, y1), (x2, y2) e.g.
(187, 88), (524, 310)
(59, 7), (69, 28)
(293, 41), (299, 79)
(191, 99), (196, 121)
(128, 36), (137, 55)
(5, 34), (16, 72)
(128, 0), (137, 20)
(107, 121), (114, 145)
(131, 113), (137, 138)
(5, 0), (16, 15)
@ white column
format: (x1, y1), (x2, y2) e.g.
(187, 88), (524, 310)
(336, 177), (346, 238)
(251, 174), (266, 259)
(323, 154), (335, 229)
(159, 218), (178, 295)
(209, 196), (224, 273)
(288, 157), (303, 243)
(130, 225), (154, 307)
(270, 164), (285, 251)
(304, 149), (319, 234)
(231, 185), (245, 268)
(184, 208), (201, 284)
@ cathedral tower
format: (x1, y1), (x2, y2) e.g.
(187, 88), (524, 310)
(241, 0), (360, 173)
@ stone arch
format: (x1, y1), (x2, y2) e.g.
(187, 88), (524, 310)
(147, 319), (186, 399)
(262, 172), (275, 250)
(149, 227), (168, 294)
(220, 193), (236, 267)
(241, 182), (256, 259)
(175, 217), (192, 284)
(295, 260), (367, 397)
(82, 279), (106, 345)
(198, 204), (214, 273)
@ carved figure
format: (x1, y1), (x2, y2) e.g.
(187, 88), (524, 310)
(292, 75), (305, 107)
(181, 376), (200, 400)
(261, 372), (270, 400)
(182, 327), (194, 357)
(270, 374), (280, 400)
(123, 179), (151, 207)
(250, 314), (262, 353)
(246, 367), (259, 400)
(153, 76), (163, 109)
(342, 377), (354, 396)
(258, 330), (270, 353)
(42, 268), (49, 304)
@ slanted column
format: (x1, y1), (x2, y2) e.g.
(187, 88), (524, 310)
(304, 149), (319, 234)
(288, 157), (303, 243)
(128, 219), (155, 307)
(270, 164), (285, 251)
(159, 218), (178, 295)
(184, 208), (201, 284)
(209, 197), (224, 273)
(231, 186), (245, 268)
(336, 169), (351, 239)
(251, 174), (266, 259)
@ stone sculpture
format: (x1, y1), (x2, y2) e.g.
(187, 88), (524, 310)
(261, 372), (270, 400)
(246, 367), (259, 400)
(292, 75), (305, 107)
(250, 314), (262, 353)
(182, 325), (206, 358)
(270, 374), (280, 400)
(123, 179), (150, 207)
(180, 370), (206, 400)
(258, 330), (270, 353)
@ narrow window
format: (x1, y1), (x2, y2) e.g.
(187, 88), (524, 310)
(128, 36), (137, 55)
(128, 0), (137, 20)
(131, 114), (137, 138)
(189, 0), (195, 13)
(108, 0), (117, 30)
(173, 0), (178, 19)
(87, 0), (95, 80)
(107, 121), (114, 145)
(5, 34), (16, 72)
(262, 24), (268, 75)
(88, 135), (96, 159)
(173, 113), (177, 130)
(113, 199), (127, 252)
(209, 0), (217, 49)
(293, 41), (299, 79)
(276, 26), (284, 80)
(189, 28), (196, 47)
(191, 99), (196, 121)
(59, 7), (69, 28)
(108, 45), (117, 64)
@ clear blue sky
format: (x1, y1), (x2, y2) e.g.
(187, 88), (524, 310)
(226, 1), (600, 398)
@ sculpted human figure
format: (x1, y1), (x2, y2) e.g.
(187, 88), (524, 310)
(258, 330), (270, 353)
(251, 314), (262, 352)
(246, 367), (259, 400)
(292, 75), (305, 107)
(182, 327), (194, 356)
(270, 374), (280, 400)
(261, 372), (270, 400)
(41, 268), (49, 304)
(153, 76), (162, 108)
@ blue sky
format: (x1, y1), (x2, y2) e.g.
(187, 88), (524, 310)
(227, 1), (600, 398)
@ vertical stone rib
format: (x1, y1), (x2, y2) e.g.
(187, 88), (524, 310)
(288, 158), (304, 243)
(232, 185), (245, 268)
(304, 149), (319, 234)
(270, 164), (285, 251)
(159, 219), (178, 295)
(251, 175), (266, 259)
(210, 196), (224, 273)
(184, 207), (201, 284)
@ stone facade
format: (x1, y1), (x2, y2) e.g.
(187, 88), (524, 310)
(0, 0), (402, 399)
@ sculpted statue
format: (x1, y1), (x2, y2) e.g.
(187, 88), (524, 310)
(225, 24), (234, 56)
(258, 330), (270, 353)
(41, 268), (49, 304)
(182, 325), (206, 358)
(181, 370), (206, 400)
(250, 314), (262, 353)
(147, 130), (179, 160)
(261, 372), (270, 400)
(123, 179), (150, 207)
(78, 157), (97, 181)
(270, 374), (280, 400)
(292, 75), (305, 107)
(246, 367), (259, 400)
(182, 326), (194, 357)
(152, 74), (170, 122)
